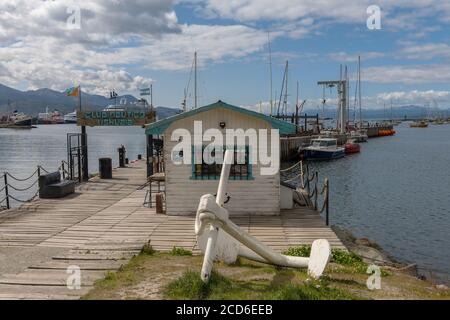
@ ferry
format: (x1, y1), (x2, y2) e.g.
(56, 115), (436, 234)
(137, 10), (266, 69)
(0, 111), (32, 127)
(38, 107), (65, 124)
(302, 138), (345, 160)
(64, 111), (77, 124)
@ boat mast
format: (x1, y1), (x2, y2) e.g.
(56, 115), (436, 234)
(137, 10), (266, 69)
(268, 32), (273, 116)
(284, 60), (288, 116)
(276, 61), (288, 117)
(358, 55), (362, 128)
(194, 51), (197, 109)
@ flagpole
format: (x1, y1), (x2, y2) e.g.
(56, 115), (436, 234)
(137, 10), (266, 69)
(79, 85), (89, 181)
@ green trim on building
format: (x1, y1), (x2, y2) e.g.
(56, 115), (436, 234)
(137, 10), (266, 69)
(145, 100), (297, 135)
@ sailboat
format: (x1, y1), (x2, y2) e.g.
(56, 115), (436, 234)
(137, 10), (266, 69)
(349, 56), (368, 142)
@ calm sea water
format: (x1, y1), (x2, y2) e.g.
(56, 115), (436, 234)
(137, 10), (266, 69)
(297, 123), (450, 282)
(0, 124), (146, 206)
(0, 123), (449, 282)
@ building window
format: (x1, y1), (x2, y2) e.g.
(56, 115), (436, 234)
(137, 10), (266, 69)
(191, 146), (253, 180)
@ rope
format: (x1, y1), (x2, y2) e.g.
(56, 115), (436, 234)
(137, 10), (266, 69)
(7, 190), (39, 203)
(283, 172), (302, 183)
(38, 166), (50, 174)
(7, 179), (39, 192)
(280, 160), (302, 173)
(6, 169), (38, 182)
(0, 196), (7, 204)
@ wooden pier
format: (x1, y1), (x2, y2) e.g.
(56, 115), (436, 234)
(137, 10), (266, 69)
(0, 160), (344, 299)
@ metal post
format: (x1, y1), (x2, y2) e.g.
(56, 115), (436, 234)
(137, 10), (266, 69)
(37, 166), (41, 178)
(314, 172), (318, 210)
(4, 173), (10, 210)
(61, 161), (66, 180)
(147, 135), (154, 177)
(77, 148), (82, 183)
(325, 178), (330, 226)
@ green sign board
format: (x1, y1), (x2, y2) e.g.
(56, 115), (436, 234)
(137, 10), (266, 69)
(77, 110), (155, 127)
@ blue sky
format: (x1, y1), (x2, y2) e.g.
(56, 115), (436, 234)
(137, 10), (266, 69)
(1, 1), (449, 111)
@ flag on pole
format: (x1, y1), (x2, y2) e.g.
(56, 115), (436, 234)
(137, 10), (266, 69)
(65, 86), (80, 97)
(140, 87), (151, 96)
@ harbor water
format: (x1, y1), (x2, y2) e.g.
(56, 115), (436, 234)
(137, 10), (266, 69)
(0, 123), (449, 283)
(299, 123), (450, 283)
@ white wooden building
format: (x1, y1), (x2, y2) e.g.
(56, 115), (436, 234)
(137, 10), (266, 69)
(145, 100), (297, 216)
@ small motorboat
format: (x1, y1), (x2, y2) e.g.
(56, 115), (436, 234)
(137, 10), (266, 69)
(410, 121), (428, 128)
(349, 130), (368, 142)
(303, 138), (345, 160)
(345, 139), (361, 154)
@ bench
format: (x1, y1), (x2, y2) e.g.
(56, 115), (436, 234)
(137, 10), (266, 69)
(38, 172), (76, 199)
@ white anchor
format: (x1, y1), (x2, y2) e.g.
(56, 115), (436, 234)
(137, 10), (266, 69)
(195, 150), (332, 283)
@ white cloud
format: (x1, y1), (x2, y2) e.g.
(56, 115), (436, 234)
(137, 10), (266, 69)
(189, 0), (450, 28)
(0, 1), (270, 94)
(363, 65), (450, 84)
(398, 43), (450, 60)
(376, 90), (450, 104)
(329, 52), (386, 62)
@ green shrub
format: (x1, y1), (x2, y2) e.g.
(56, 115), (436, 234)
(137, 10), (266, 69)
(140, 243), (155, 255)
(170, 246), (193, 256)
(283, 245), (311, 257)
(283, 246), (369, 273)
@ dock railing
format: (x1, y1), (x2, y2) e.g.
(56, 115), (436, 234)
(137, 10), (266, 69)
(0, 161), (71, 211)
(281, 161), (330, 226)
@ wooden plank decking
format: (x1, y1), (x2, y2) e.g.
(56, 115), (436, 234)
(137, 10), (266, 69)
(0, 160), (345, 299)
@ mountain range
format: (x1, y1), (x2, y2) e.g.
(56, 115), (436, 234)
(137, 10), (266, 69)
(0, 83), (180, 119)
(1, 83), (448, 120)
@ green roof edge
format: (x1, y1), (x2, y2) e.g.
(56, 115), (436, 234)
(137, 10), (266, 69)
(145, 100), (297, 135)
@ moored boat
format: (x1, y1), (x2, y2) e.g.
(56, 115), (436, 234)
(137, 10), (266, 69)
(349, 130), (368, 142)
(0, 111), (32, 127)
(38, 107), (65, 124)
(410, 121), (428, 128)
(303, 138), (345, 160)
(345, 139), (361, 154)
(64, 111), (77, 123)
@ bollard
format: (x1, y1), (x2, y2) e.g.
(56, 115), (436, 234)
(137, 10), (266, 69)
(155, 193), (164, 214)
(118, 145), (126, 168)
(3, 173), (10, 210)
(137, 154), (142, 160)
(99, 158), (113, 179)
(125, 158), (129, 165)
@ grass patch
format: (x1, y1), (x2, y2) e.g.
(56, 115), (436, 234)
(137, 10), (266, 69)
(166, 270), (230, 299)
(170, 246), (193, 256)
(283, 246), (370, 274)
(268, 282), (358, 300)
(165, 269), (358, 300)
